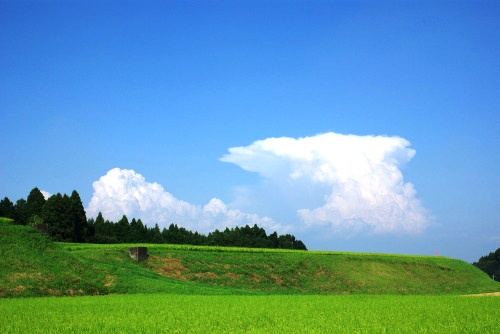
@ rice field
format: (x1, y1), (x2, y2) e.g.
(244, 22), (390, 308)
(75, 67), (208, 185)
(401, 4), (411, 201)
(1, 294), (498, 333)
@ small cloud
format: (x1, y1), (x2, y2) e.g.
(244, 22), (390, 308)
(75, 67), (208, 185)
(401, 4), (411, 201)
(40, 190), (52, 200)
(221, 132), (430, 234)
(86, 168), (282, 233)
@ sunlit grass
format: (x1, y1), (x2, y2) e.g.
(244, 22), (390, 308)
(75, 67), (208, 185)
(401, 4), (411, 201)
(62, 242), (499, 295)
(2, 221), (500, 333)
(0, 216), (14, 224)
(1, 294), (498, 333)
(60, 242), (448, 258)
(3, 224), (498, 298)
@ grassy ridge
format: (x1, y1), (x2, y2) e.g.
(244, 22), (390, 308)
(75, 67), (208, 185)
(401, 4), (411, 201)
(144, 248), (499, 294)
(63, 244), (261, 296)
(2, 222), (499, 297)
(0, 224), (253, 297)
(64, 243), (500, 295)
(0, 223), (109, 297)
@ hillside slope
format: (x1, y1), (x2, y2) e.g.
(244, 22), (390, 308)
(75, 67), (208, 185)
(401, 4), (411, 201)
(0, 223), (259, 297)
(66, 243), (500, 295)
(0, 223), (110, 297)
(2, 222), (499, 297)
(143, 248), (500, 295)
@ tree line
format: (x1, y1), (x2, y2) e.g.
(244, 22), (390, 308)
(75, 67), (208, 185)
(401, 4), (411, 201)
(473, 248), (500, 282)
(0, 187), (307, 250)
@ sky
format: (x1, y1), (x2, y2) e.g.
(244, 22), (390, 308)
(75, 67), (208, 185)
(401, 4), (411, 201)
(1, 0), (498, 263)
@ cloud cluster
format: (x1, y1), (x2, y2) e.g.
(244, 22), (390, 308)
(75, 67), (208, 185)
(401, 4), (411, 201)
(86, 132), (429, 238)
(85, 168), (281, 233)
(221, 132), (429, 234)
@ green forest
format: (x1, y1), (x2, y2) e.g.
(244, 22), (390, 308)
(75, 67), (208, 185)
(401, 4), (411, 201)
(473, 248), (500, 282)
(0, 187), (306, 250)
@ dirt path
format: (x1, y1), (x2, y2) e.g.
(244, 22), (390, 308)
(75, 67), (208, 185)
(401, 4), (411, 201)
(464, 292), (500, 296)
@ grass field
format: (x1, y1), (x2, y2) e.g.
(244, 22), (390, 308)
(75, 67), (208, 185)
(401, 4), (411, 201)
(0, 223), (109, 297)
(61, 242), (500, 295)
(2, 223), (499, 297)
(1, 221), (499, 333)
(1, 294), (499, 333)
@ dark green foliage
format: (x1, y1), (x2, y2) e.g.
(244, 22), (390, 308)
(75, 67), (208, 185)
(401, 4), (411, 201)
(14, 198), (29, 225)
(43, 193), (74, 242)
(0, 197), (15, 219)
(116, 215), (131, 243)
(277, 233), (307, 250)
(149, 223), (163, 243)
(70, 190), (88, 242)
(27, 187), (46, 223)
(206, 225), (307, 250)
(9, 187), (47, 226)
(130, 218), (148, 243)
(87, 212), (118, 243)
(2, 187), (307, 250)
(2, 189), (89, 243)
(473, 248), (500, 281)
(84, 215), (307, 250)
(87, 217), (307, 250)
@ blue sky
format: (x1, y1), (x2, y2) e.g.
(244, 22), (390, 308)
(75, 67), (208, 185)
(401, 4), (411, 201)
(1, 1), (498, 262)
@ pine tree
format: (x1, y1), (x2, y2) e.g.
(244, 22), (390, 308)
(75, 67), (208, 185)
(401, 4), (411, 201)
(130, 218), (148, 242)
(90, 212), (116, 243)
(70, 190), (87, 242)
(43, 193), (74, 241)
(0, 197), (15, 219)
(94, 212), (105, 234)
(116, 215), (130, 243)
(149, 223), (163, 243)
(269, 232), (279, 248)
(14, 199), (29, 225)
(26, 187), (46, 223)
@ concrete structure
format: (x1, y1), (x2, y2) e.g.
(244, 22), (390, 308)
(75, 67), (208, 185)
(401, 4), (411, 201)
(129, 247), (148, 261)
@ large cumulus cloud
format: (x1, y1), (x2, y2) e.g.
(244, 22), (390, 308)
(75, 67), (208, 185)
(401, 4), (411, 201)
(220, 132), (429, 234)
(85, 168), (281, 233)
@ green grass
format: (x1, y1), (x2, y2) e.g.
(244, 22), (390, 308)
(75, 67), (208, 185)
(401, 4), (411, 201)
(64, 245), (261, 296)
(0, 224), (108, 297)
(0, 294), (498, 333)
(143, 248), (499, 294)
(2, 220), (499, 332)
(0, 217), (14, 224)
(63, 243), (500, 295)
(2, 223), (499, 297)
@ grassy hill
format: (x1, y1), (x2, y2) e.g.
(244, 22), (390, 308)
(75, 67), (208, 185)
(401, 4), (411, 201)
(0, 221), (108, 297)
(1, 221), (499, 297)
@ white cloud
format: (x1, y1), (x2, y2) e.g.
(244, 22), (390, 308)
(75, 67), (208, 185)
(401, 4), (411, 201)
(86, 168), (282, 233)
(40, 190), (52, 200)
(220, 132), (429, 234)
